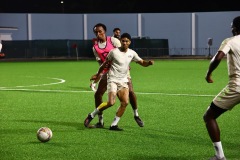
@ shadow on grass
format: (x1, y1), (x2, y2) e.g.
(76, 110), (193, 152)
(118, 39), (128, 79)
(9, 119), (86, 130)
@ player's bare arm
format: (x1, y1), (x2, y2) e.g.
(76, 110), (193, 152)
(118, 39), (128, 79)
(90, 60), (110, 81)
(137, 60), (154, 67)
(205, 51), (225, 83)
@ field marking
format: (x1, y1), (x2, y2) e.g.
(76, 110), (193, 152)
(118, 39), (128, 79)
(0, 76), (214, 97)
(0, 77), (65, 89)
(0, 88), (215, 97)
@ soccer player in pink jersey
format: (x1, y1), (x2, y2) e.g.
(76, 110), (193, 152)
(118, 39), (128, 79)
(89, 23), (144, 128)
(204, 16), (240, 160)
(85, 33), (154, 130)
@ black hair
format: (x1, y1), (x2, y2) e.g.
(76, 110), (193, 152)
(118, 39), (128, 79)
(93, 23), (107, 33)
(233, 16), (240, 31)
(121, 33), (131, 41)
(113, 28), (121, 32)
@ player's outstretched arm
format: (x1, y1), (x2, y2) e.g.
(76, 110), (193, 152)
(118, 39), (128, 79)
(137, 60), (154, 67)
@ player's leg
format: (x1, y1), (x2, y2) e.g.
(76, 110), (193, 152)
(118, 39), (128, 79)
(84, 81), (116, 128)
(128, 77), (144, 127)
(203, 102), (227, 160)
(84, 101), (111, 128)
(128, 77), (137, 110)
(90, 73), (102, 92)
(203, 102), (226, 141)
(93, 74), (107, 127)
(97, 81), (118, 112)
(203, 86), (240, 160)
(110, 83), (129, 131)
(116, 88), (129, 117)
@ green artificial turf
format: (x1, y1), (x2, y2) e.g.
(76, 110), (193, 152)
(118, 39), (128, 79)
(0, 60), (239, 160)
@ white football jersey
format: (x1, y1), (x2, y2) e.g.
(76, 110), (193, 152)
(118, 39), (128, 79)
(106, 48), (142, 83)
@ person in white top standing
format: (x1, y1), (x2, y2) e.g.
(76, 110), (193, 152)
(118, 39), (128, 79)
(204, 16), (240, 160)
(0, 42), (2, 52)
(84, 33), (154, 131)
(0, 41), (5, 59)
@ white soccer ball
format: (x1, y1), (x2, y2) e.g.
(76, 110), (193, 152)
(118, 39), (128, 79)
(37, 127), (53, 142)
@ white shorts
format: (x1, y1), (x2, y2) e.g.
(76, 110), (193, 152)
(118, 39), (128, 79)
(213, 85), (240, 110)
(107, 81), (128, 93)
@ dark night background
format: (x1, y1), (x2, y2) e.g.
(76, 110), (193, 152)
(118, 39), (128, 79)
(0, 0), (239, 13)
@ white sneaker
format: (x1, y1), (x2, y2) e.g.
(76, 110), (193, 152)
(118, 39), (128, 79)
(90, 82), (97, 92)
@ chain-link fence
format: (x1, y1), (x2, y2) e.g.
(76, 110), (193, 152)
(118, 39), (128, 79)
(1, 40), (217, 59)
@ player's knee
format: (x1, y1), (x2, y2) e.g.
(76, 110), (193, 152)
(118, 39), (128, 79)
(121, 101), (128, 107)
(203, 111), (208, 122)
(108, 100), (115, 106)
(203, 105), (212, 122)
(203, 102), (223, 122)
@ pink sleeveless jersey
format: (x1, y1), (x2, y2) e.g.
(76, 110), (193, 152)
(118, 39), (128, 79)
(93, 36), (115, 63)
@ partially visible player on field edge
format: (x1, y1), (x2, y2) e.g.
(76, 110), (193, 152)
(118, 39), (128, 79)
(0, 41), (5, 59)
(203, 16), (240, 160)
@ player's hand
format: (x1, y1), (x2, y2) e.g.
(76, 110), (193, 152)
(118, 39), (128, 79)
(104, 61), (111, 69)
(90, 74), (98, 81)
(148, 60), (154, 65)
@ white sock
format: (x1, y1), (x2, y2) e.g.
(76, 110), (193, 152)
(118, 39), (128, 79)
(91, 108), (99, 118)
(111, 116), (120, 127)
(98, 114), (104, 124)
(213, 141), (225, 158)
(133, 109), (139, 117)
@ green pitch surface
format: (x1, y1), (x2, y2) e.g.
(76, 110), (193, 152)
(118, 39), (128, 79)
(0, 60), (239, 160)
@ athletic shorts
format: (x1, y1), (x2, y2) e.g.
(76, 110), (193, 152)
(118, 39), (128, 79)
(107, 81), (129, 93)
(213, 85), (240, 110)
(102, 70), (131, 80)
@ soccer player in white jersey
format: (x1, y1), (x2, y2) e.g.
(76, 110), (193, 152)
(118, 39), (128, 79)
(203, 16), (240, 160)
(90, 23), (145, 128)
(84, 33), (154, 131)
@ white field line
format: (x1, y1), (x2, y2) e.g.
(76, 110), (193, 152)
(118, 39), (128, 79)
(0, 88), (215, 97)
(0, 76), (215, 97)
(0, 77), (65, 89)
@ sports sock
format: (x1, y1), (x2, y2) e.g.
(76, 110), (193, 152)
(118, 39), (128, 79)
(98, 114), (104, 124)
(97, 102), (108, 110)
(91, 108), (99, 117)
(213, 141), (225, 158)
(110, 116), (120, 127)
(134, 109), (139, 117)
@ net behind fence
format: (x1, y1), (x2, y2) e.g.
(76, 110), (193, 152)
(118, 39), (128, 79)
(1, 39), (216, 59)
